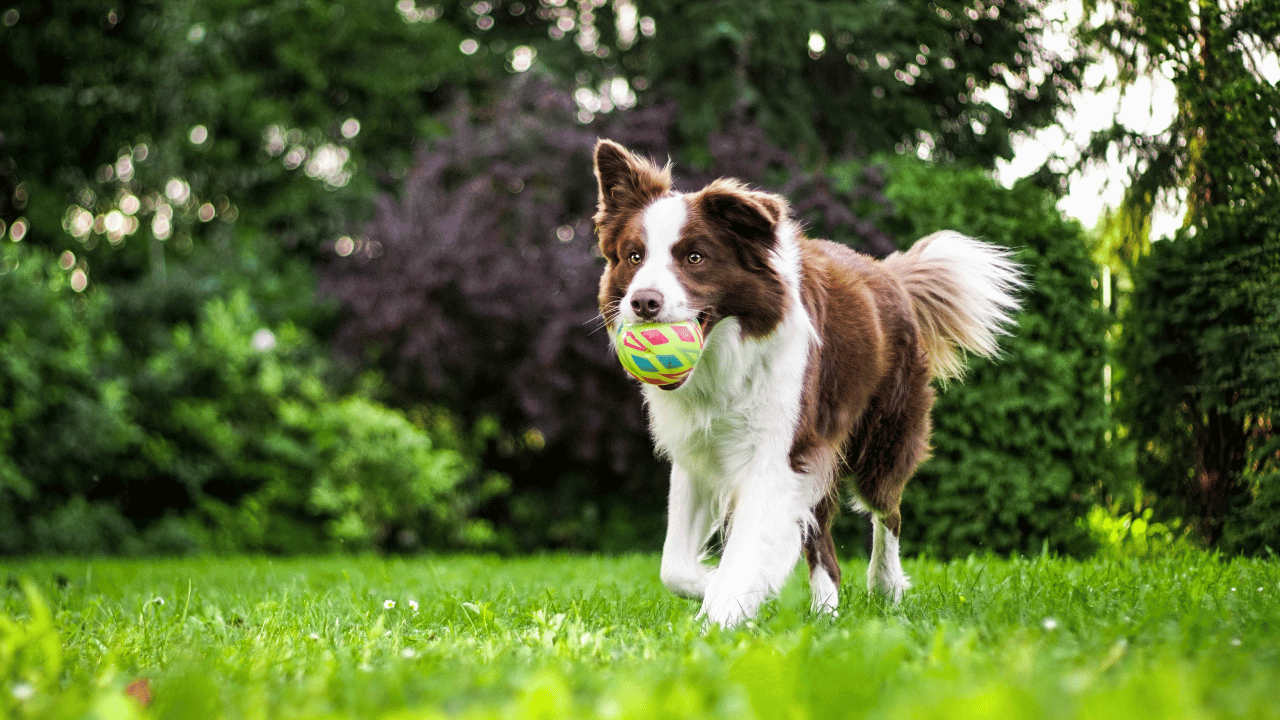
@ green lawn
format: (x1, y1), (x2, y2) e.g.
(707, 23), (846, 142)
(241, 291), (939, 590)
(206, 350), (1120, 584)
(2, 552), (1278, 719)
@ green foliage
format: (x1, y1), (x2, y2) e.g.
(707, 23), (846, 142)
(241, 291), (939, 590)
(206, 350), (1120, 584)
(3, 553), (1280, 718)
(630, 0), (1082, 165)
(1079, 491), (1192, 559)
(0, 243), (138, 553)
(1118, 202), (1280, 551)
(868, 157), (1117, 557)
(134, 290), (489, 553)
(1079, 0), (1280, 224)
(0, 242), (495, 555)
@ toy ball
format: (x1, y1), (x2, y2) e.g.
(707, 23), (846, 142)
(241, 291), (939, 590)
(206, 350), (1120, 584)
(615, 320), (705, 388)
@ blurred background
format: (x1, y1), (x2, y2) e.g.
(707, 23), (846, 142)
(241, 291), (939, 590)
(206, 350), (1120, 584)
(1, 0), (1276, 558)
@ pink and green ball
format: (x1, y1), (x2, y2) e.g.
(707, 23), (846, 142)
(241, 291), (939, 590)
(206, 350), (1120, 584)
(615, 320), (705, 387)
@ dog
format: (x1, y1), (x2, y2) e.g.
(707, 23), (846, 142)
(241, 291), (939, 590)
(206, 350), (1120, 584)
(592, 140), (1023, 627)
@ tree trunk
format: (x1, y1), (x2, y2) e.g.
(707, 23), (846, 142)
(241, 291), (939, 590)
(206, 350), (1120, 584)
(1193, 406), (1248, 545)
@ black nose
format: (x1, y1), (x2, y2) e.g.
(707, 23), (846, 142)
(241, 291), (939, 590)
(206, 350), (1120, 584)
(630, 289), (664, 320)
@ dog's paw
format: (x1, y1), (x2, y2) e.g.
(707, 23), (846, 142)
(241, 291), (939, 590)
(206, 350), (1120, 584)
(809, 570), (840, 616)
(697, 598), (751, 630)
(868, 573), (910, 605)
(661, 562), (711, 600)
(697, 571), (765, 629)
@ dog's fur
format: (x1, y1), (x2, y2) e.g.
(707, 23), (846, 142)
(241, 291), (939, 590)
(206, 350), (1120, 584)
(593, 140), (1023, 627)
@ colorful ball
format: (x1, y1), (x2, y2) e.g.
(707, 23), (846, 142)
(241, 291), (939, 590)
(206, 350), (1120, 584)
(615, 320), (705, 387)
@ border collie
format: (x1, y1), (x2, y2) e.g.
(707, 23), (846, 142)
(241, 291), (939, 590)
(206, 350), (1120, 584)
(592, 140), (1023, 627)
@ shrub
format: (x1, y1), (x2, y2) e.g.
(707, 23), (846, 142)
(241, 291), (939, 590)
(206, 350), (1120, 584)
(866, 157), (1118, 557)
(1118, 203), (1280, 553)
(0, 243), (139, 553)
(0, 242), (494, 555)
(129, 290), (498, 553)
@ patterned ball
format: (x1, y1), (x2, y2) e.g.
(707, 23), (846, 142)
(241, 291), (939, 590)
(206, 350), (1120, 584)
(615, 320), (705, 387)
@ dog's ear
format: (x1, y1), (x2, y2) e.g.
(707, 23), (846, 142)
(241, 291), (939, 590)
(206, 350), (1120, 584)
(696, 180), (787, 270)
(593, 140), (672, 263)
(593, 140), (671, 218)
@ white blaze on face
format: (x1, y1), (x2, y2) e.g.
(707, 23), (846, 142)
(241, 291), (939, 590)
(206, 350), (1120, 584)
(624, 195), (695, 325)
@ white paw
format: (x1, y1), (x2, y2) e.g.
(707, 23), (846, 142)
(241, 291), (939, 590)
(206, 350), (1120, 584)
(698, 571), (763, 628)
(809, 570), (840, 615)
(868, 571), (910, 604)
(661, 562), (711, 600)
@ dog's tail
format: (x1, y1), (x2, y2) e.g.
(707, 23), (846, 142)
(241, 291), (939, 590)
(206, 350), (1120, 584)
(882, 231), (1024, 382)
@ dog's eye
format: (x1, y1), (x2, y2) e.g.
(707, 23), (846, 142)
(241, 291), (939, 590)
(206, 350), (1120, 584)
(687, 252), (703, 265)
(628, 251), (642, 265)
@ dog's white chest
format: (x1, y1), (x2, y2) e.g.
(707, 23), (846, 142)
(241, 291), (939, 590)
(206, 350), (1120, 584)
(643, 318), (806, 491)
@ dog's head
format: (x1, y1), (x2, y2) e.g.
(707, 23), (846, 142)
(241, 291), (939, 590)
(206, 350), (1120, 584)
(593, 140), (791, 344)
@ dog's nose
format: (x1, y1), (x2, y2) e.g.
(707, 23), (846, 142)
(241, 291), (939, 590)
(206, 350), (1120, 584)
(630, 289), (664, 320)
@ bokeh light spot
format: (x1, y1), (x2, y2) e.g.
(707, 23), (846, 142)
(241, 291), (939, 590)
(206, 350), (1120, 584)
(808, 31), (826, 55)
(252, 329), (277, 352)
(165, 179), (190, 203)
(511, 45), (536, 72)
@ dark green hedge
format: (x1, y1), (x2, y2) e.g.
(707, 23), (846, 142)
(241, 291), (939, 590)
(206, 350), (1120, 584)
(1118, 203), (1280, 553)
(864, 158), (1119, 557)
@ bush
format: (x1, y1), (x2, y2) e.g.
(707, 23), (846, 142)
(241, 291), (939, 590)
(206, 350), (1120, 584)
(1118, 203), (1280, 553)
(865, 157), (1119, 557)
(0, 242), (495, 555)
(0, 243), (139, 553)
(126, 289), (501, 553)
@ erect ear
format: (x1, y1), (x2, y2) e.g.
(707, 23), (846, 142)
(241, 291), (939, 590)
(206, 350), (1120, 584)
(695, 179), (787, 269)
(593, 139), (672, 217)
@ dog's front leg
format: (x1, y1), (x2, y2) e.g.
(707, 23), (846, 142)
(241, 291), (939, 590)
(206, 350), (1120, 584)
(660, 464), (716, 600)
(699, 465), (806, 628)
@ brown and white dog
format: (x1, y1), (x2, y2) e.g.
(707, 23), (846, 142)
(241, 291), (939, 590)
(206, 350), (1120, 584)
(592, 140), (1023, 627)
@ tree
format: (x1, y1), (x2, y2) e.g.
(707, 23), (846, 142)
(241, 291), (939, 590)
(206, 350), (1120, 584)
(630, 0), (1084, 164)
(1081, 0), (1280, 545)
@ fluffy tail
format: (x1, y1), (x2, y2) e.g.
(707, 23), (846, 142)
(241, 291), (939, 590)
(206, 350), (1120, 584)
(882, 231), (1025, 382)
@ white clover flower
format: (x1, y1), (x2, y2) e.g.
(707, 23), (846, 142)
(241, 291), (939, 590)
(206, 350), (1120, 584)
(401, 647), (415, 659)
(11, 683), (35, 701)
(408, 600), (419, 612)
(1042, 618), (1058, 630)
(151, 597), (166, 606)
(309, 632), (320, 640)
(383, 599), (396, 609)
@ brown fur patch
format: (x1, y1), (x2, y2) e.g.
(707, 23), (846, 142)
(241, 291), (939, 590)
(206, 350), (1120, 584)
(789, 239), (934, 523)
(593, 140), (672, 264)
(804, 492), (842, 586)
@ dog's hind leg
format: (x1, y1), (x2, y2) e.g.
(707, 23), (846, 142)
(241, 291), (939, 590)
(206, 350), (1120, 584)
(853, 379), (932, 605)
(867, 510), (910, 603)
(804, 493), (841, 614)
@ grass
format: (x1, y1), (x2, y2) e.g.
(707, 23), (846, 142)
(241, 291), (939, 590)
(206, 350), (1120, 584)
(2, 552), (1278, 719)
